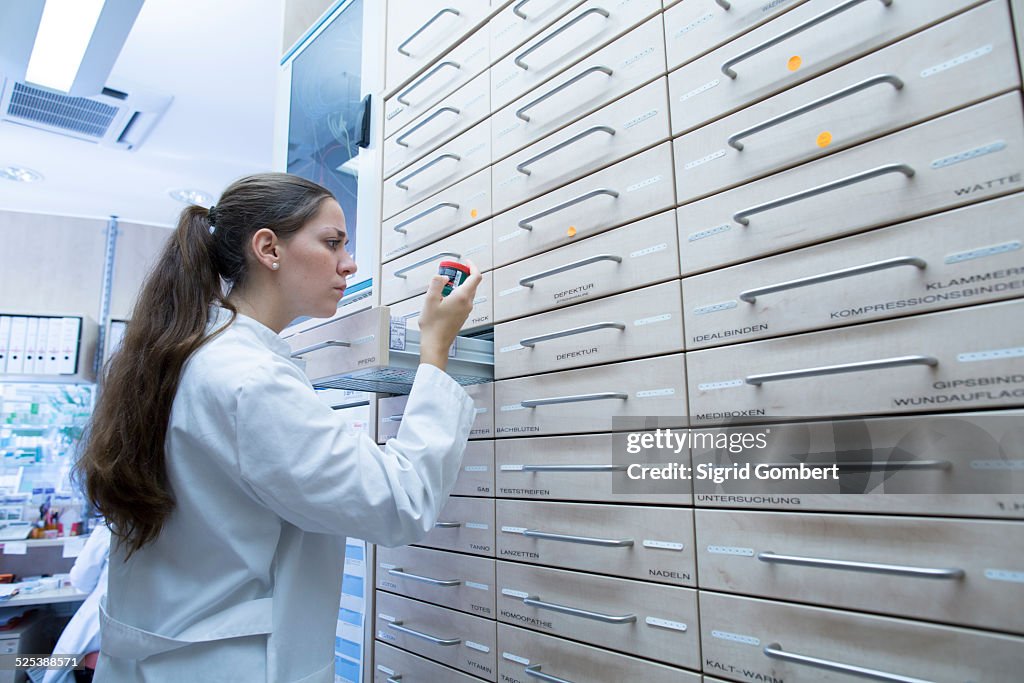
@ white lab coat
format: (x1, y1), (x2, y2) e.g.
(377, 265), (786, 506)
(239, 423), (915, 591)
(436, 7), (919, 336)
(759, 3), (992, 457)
(94, 306), (476, 682)
(29, 524), (111, 683)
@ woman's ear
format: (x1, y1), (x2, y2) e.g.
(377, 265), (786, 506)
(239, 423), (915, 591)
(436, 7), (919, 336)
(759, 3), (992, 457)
(250, 228), (280, 270)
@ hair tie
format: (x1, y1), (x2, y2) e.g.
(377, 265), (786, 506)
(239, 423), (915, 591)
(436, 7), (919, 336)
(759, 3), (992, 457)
(207, 205), (217, 233)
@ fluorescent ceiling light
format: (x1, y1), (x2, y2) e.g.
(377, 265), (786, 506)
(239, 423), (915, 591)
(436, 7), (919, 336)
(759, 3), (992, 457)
(0, 166), (44, 183)
(169, 189), (213, 206)
(26, 0), (106, 94)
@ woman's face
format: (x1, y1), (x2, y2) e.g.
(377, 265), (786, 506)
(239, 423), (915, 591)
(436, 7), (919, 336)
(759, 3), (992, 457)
(279, 198), (357, 319)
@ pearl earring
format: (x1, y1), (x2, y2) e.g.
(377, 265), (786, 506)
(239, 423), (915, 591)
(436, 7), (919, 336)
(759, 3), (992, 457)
(271, 262), (280, 270)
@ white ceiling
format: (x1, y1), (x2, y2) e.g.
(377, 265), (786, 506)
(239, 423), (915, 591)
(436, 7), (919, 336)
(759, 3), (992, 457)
(0, 0), (285, 227)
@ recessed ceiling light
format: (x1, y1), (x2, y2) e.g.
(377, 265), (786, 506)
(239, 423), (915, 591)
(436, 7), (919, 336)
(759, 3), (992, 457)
(0, 166), (44, 183)
(169, 189), (213, 206)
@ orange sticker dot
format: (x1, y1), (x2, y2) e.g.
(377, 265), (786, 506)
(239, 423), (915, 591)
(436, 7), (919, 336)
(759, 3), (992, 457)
(567, 226), (577, 237)
(787, 55), (802, 72)
(816, 131), (832, 148)
(470, 209), (478, 218)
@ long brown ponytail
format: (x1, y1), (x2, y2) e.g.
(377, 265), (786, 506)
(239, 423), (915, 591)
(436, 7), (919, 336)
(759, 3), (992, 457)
(76, 173), (333, 557)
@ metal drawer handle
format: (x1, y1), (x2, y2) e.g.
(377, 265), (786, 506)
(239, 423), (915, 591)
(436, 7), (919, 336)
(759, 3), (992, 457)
(513, 0), (539, 19)
(524, 665), (574, 683)
(386, 676), (402, 683)
(396, 153), (462, 190)
(745, 355), (937, 386)
(515, 8), (610, 70)
(517, 66), (614, 122)
(522, 596), (637, 624)
(520, 464), (627, 472)
(519, 254), (622, 287)
(386, 621), (461, 646)
(393, 202), (460, 234)
(764, 643), (937, 683)
(522, 529), (634, 547)
(759, 460), (951, 472)
(739, 256), (927, 303)
(518, 188), (619, 230)
(728, 74), (904, 151)
(397, 61), (461, 106)
(290, 340), (351, 358)
(520, 321), (625, 348)
(397, 8), (461, 56)
(387, 567), (462, 587)
(396, 106), (461, 148)
(385, 413), (405, 422)
(521, 391), (628, 407)
(393, 251), (462, 278)
(517, 125), (616, 176)
(757, 552), (965, 579)
(721, 0), (893, 79)
(733, 163), (915, 226)
(434, 521), (462, 528)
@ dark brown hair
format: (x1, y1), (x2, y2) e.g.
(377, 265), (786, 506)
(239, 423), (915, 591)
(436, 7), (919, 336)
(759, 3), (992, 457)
(75, 173), (333, 558)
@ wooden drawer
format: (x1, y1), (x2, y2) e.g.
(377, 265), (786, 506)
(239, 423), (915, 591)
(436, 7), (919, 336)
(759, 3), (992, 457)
(494, 281), (684, 378)
(493, 210), (679, 323)
(495, 353), (687, 436)
(490, 0), (662, 112)
(382, 170), (492, 264)
(696, 509), (1024, 633)
(414, 496), (496, 557)
(493, 77), (671, 214)
(683, 194), (1024, 349)
(385, 27), (491, 141)
(492, 141), (676, 268)
(383, 71), (491, 182)
(379, 386), (495, 443)
(497, 623), (701, 683)
(668, 0), (984, 136)
(381, 221), (492, 306)
(496, 563), (700, 668)
(374, 641), (483, 683)
(383, 119), (491, 221)
(663, 0), (807, 72)
(492, 14), (667, 162)
(687, 300), (1024, 424)
(488, 0), (588, 65)
(496, 431), (694, 504)
(673, 1), (1020, 205)
(677, 92), (1024, 275)
(388, 272), (494, 333)
(699, 592), (1024, 683)
(691, 411), (1024, 519)
(375, 592), (497, 681)
(496, 500), (696, 585)
(377, 545), (496, 617)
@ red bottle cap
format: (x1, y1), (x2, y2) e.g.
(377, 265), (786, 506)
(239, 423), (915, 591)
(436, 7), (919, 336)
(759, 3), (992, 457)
(438, 260), (471, 275)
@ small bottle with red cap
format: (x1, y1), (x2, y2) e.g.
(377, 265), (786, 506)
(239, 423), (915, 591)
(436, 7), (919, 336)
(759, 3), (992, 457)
(438, 261), (472, 297)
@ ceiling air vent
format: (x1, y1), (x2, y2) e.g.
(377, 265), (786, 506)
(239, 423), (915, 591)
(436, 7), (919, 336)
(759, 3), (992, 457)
(0, 76), (172, 151)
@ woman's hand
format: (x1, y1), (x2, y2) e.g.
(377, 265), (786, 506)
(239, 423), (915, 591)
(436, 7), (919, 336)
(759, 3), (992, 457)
(417, 259), (483, 371)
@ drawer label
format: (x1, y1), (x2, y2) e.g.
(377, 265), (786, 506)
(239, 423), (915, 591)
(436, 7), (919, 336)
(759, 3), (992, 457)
(920, 44), (993, 78)
(375, 665), (395, 675)
(500, 404), (528, 412)
(501, 526), (528, 534)
(679, 78), (721, 103)
(501, 588), (530, 599)
(643, 540), (684, 551)
(464, 465), (489, 472)
(894, 373), (1024, 407)
(637, 388), (676, 398)
(465, 522), (489, 530)
(711, 630), (760, 646)
(500, 549), (541, 559)
(623, 109), (659, 129)
(984, 569), (1024, 583)
(693, 323), (768, 342)
(626, 175), (663, 192)
(649, 568), (690, 580)
(707, 545), (755, 557)
(500, 609), (553, 629)
(932, 140), (1007, 169)
(498, 229), (528, 243)
(634, 313), (672, 326)
(971, 460), (1024, 470)
(502, 652), (530, 665)
(466, 581), (490, 591)
(958, 347), (1024, 363)
(630, 242), (668, 258)
(500, 343), (525, 353)
(684, 149), (726, 170)
(689, 224), (732, 242)
(646, 616), (687, 631)
(693, 300), (739, 316)
(945, 240), (1021, 264)
(622, 45), (656, 70)
(378, 562), (396, 570)
(465, 640), (490, 653)
(673, 12), (713, 40)
(499, 487), (551, 496)
(499, 285), (526, 297)
(698, 379), (746, 391)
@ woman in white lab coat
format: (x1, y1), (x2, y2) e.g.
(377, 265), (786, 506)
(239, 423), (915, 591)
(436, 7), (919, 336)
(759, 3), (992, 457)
(74, 173), (482, 682)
